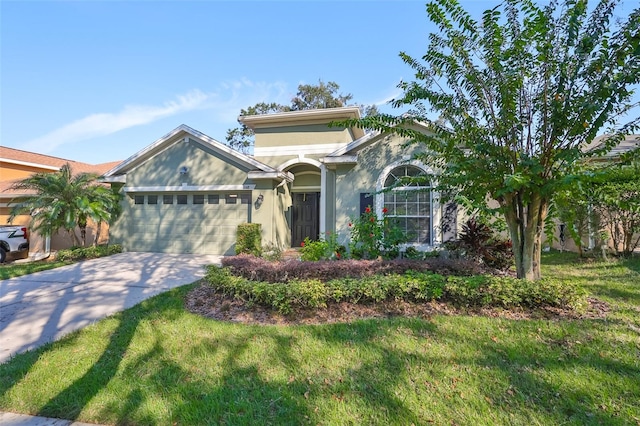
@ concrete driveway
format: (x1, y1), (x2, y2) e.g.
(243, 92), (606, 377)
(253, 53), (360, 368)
(0, 252), (221, 363)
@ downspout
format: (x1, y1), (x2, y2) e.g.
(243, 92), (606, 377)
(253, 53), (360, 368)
(320, 164), (327, 236)
(275, 178), (290, 250)
(43, 235), (51, 259)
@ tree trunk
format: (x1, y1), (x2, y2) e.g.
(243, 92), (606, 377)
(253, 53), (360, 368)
(68, 229), (81, 247)
(93, 221), (102, 247)
(501, 192), (547, 280)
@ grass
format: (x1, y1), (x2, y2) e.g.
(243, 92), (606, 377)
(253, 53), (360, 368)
(0, 258), (72, 280)
(0, 245), (122, 279)
(0, 252), (639, 425)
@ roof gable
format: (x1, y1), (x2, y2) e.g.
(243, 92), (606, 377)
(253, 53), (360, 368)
(103, 124), (278, 179)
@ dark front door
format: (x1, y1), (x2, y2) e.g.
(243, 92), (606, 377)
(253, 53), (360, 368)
(292, 192), (319, 247)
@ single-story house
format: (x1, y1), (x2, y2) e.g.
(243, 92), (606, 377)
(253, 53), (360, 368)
(0, 146), (120, 256)
(547, 133), (640, 253)
(103, 107), (457, 255)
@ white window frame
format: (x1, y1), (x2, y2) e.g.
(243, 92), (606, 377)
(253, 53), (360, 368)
(375, 160), (441, 249)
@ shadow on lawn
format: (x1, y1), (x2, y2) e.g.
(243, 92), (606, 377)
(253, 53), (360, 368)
(471, 333), (640, 425)
(96, 325), (311, 424)
(2, 259), (639, 424)
(306, 317), (639, 425)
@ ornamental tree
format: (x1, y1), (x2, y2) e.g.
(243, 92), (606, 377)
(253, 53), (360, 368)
(8, 164), (121, 247)
(349, 0), (639, 279)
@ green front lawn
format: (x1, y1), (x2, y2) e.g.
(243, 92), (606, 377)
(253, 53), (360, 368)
(0, 245), (122, 280)
(0, 252), (638, 425)
(0, 259), (72, 280)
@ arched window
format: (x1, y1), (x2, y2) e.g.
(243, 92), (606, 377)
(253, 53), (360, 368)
(382, 165), (432, 244)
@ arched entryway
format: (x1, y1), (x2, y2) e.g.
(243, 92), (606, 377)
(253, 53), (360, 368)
(285, 163), (321, 247)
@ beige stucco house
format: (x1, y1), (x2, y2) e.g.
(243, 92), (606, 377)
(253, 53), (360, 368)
(103, 107), (454, 255)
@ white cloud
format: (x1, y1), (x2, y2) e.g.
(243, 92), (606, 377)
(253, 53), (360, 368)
(207, 79), (290, 122)
(372, 86), (403, 107)
(22, 80), (292, 154)
(23, 90), (211, 154)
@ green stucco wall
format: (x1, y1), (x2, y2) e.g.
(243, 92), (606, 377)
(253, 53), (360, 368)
(333, 132), (432, 247)
(127, 138), (251, 187)
(254, 124), (353, 148)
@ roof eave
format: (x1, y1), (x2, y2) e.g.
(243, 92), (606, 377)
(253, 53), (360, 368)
(247, 170), (294, 182)
(100, 175), (127, 184)
(321, 155), (358, 166)
(239, 107), (365, 139)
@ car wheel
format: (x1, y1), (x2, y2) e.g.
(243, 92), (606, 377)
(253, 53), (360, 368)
(0, 247), (6, 263)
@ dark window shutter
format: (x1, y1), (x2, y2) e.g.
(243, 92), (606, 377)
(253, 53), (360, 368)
(360, 193), (374, 215)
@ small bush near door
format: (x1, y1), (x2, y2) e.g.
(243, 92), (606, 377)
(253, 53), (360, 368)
(236, 223), (262, 257)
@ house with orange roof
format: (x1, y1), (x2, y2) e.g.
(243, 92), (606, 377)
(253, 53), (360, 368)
(0, 146), (121, 258)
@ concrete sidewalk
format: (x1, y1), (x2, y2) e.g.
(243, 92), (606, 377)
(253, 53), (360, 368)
(0, 252), (221, 363)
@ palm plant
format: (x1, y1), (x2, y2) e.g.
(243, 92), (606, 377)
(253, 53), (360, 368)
(8, 163), (120, 247)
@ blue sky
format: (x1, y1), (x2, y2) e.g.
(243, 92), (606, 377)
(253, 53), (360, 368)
(1, 1), (637, 165)
(2, 0), (447, 164)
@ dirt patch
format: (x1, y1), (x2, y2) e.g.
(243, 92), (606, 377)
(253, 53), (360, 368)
(185, 282), (610, 325)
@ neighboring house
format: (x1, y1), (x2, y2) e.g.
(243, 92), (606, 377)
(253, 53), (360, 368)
(583, 134), (640, 162)
(104, 107), (457, 255)
(0, 146), (120, 256)
(548, 134), (640, 253)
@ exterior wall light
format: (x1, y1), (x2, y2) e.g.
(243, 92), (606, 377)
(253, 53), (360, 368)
(255, 194), (264, 209)
(179, 166), (188, 175)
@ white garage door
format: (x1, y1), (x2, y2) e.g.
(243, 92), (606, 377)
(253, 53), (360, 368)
(127, 193), (251, 255)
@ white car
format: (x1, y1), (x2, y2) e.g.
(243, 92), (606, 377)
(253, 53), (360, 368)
(0, 226), (30, 263)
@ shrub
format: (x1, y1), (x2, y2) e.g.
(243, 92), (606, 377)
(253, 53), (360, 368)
(349, 206), (407, 260)
(261, 243), (283, 261)
(205, 264), (586, 315)
(404, 246), (441, 260)
(300, 237), (327, 261)
(221, 255), (489, 283)
(236, 223), (262, 257)
(446, 218), (514, 270)
(349, 206), (383, 259)
(56, 244), (123, 262)
(300, 232), (344, 261)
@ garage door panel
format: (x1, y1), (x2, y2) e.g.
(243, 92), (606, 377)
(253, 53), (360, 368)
(158, 223), (192, 234)
(127, 193), (249, 255)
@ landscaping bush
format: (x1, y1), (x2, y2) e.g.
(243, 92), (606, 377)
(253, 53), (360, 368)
(348, 206), (407, 260)
(403, 246), (441, 260)
(55, 244), (123, 262)
(446, 218), (514, 270)
(205, 265), (586, 315)
(236, 223), (262, 257)
(300, 233), (345, 261)
(221, 254), (489, 283)
(300, 237), (329, 261)
(260, 243), (283, 261)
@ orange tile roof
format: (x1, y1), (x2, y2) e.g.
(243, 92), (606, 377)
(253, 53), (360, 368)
(0, 146), (122, 198)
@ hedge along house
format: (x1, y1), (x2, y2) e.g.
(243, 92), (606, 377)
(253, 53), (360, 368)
(103, 107), (456, 255)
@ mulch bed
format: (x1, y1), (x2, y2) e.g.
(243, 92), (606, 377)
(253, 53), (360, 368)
(185, 282), (610, 326)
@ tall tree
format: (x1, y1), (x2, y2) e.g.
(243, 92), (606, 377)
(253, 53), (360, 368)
(8, 164), (121, 247)
(290, 80), (353, 110)
(349, 0), (639, 279)
(225, 102), (289, 154)
(226, 80), (375, 153)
